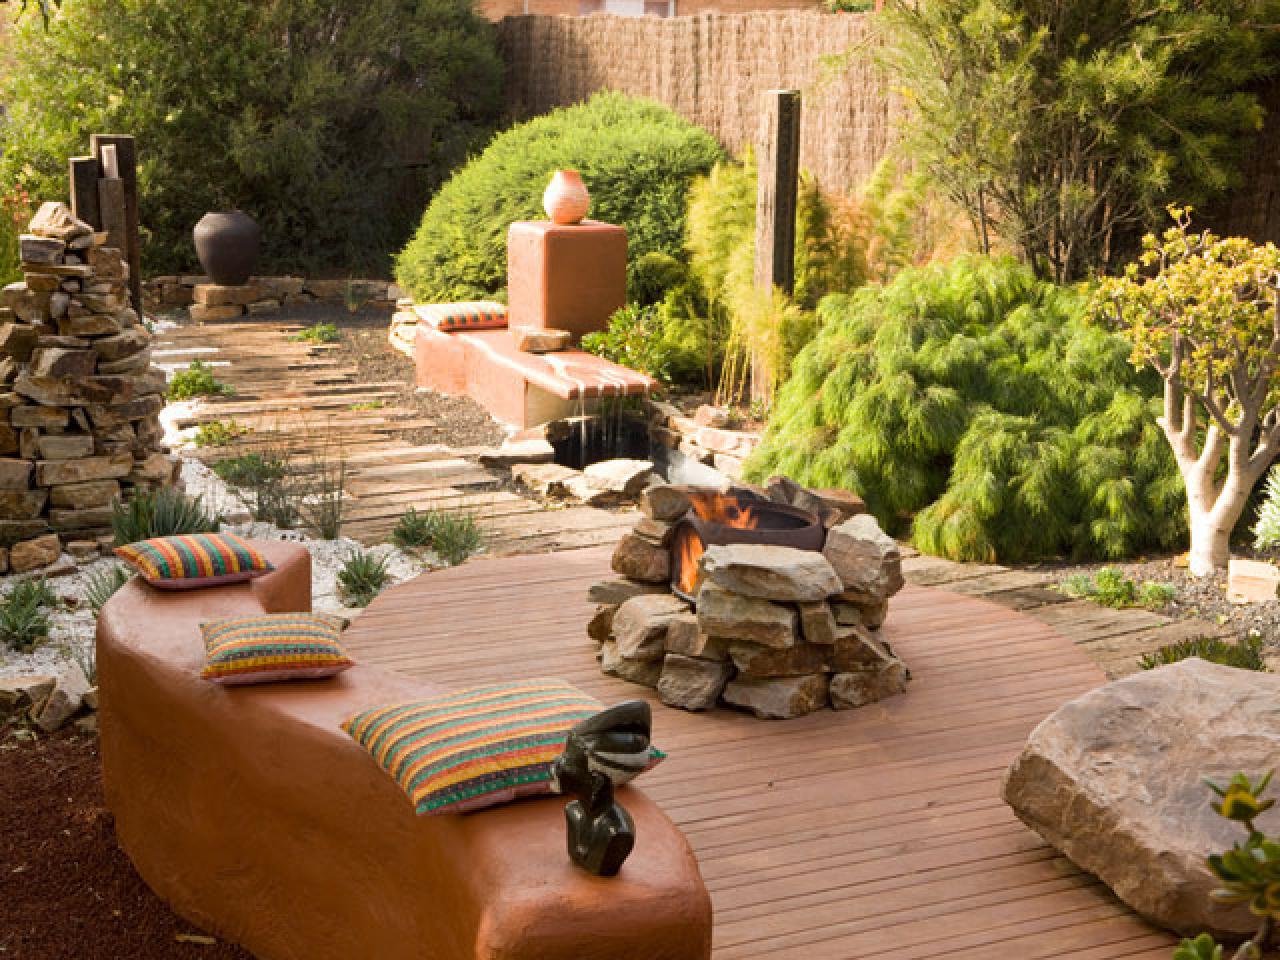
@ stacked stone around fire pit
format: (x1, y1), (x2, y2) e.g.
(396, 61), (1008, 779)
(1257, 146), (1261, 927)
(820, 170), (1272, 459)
(0, 202), (176, 566)
(587, 480), (909, 719)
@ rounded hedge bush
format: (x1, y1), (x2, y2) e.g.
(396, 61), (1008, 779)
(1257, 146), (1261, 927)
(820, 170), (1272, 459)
(745, 256), (1186, 563)
(395, 92), (725, 303)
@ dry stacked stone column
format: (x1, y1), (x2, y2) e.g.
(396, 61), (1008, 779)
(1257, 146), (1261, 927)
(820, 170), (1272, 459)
(588, 482), (909, 720)
(0, 202), (177, 572)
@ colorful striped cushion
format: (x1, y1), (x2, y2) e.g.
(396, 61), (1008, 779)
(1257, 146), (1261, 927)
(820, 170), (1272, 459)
(201, 613), (353, 685)
(413, 300), (508, 332)
(344, 679), (612, 815)
(114, 533), (274, 590)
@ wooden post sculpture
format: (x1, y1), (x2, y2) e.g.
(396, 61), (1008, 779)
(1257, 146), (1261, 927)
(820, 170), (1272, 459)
(550, 700), (656, 877)
(68, 134), (142, 314)
(752, 90), (801, 405)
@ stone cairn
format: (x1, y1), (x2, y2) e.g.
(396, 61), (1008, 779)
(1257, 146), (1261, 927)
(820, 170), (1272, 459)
(587, 479), (909, 719)
(0, 201), (176, 575)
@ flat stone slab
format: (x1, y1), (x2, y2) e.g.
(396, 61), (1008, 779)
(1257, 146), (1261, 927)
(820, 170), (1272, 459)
(1003, 658), (1280, 938)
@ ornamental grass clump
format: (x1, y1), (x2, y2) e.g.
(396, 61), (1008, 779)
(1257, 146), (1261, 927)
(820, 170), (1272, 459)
(1139, 635), (1266, 673)
(0, 578), (56, 652)
(747, 255), (1183, 563)
(338, 550), (390, 607)
(391, 507), (483, 566)
(111, 488), (222, 547)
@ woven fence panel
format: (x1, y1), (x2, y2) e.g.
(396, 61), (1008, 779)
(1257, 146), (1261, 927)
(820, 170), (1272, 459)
(496, 11), (902, 194)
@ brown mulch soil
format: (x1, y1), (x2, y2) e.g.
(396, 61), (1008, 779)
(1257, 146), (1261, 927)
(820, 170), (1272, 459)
(296, 304), (506, 449)
(0, 727), (251, 960)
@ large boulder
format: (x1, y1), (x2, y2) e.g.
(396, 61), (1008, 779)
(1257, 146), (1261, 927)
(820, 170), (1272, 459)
(1002, 658), (1280, 938)
(822, 514), (904, 603)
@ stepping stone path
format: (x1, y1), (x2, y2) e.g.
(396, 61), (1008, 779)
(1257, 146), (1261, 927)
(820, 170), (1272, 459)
(154, 317), (637, 554)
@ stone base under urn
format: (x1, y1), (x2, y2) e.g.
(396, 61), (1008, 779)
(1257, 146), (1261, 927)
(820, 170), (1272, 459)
(586, 480), (909, 719)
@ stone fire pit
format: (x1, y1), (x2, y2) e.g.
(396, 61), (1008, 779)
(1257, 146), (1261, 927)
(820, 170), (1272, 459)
(586, 479), (908, 719)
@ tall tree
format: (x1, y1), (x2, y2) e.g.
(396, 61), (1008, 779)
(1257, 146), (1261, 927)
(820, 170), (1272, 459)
(0, 0), (501, 274)
(881, 0), (1280, 283)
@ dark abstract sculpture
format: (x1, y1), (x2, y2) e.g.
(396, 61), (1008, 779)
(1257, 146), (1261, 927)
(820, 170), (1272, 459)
(550, 700), (654, 877)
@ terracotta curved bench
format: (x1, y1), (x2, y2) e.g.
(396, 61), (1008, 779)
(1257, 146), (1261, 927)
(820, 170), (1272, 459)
(97, 540), (712, 960)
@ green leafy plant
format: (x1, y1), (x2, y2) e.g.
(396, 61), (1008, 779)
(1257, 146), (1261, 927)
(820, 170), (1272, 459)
(1096, 211), (1280, 575)
(85, 563), (132, 615)
(1140, 635), (1267, 673)
(0, 0), (501, 274)
(214, 447), (298, 527)
(349, 400), (384, 411)
(290, 323), (340, 344)
(391, 507), (482, 566)
(1059, 568), (1174, 610)
(167, 360), (234, 401)
(395, 92), (724, 303)
(1175, 773), (1280, 959)
(337, 550), (390, 607)
(111, 488), (222, 547)
(582, 305), (680, 384)
(0, 579), (56, 652)
(748, 255), (1182, 563)
(879, 0), (1280, 282)
(193, 420), (249, 447)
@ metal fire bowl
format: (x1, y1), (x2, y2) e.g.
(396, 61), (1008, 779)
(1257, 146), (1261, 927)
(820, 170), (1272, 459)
(680, 497), (826, 552)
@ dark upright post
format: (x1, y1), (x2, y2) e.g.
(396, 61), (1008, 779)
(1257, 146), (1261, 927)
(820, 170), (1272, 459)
(68, 156), (102, 229)
(91, 134), (141, 313)
(752, 90), (801, 405)
(754, 89), (801, 297)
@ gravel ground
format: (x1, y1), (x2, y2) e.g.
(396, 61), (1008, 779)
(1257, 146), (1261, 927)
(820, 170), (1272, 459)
(0, 458), (437, 683)
(310, 305), (507, 448)
(1041, 551), (1280, 649)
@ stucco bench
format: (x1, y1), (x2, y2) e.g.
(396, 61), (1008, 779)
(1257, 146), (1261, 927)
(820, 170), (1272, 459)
(97, 540), (712, 960)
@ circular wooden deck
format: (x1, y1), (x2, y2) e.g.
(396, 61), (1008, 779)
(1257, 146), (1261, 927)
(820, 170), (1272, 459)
(342, 545), (1176, 960)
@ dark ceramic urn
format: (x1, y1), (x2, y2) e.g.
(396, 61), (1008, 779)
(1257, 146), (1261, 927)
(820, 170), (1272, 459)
(193, 210), (260, 287)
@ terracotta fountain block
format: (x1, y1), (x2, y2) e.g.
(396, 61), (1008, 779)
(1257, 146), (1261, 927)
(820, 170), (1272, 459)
(507, 220), (627, 341)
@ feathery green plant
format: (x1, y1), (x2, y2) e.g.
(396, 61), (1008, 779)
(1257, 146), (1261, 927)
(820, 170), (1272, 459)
(1254, 466), (1280, 550)
(1139, 635), (1266, 673)
(337, 550), (390, 607)
(746, 256), (1183, 563)
(111, 488), (222, 547)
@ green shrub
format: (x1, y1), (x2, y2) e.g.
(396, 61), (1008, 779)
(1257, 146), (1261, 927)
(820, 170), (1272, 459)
(746, 256), (1184, 563)
(1059, 568), (1175, 609)
(338, 550), (390, 607)
(112, 488), (222, 546)
(628, 252), (689, 307)
(193, 420), (249, 447)
(395, 93), (724, 303)
(290, 323), (340, 345)
(168, 361), (234, 401)
(0, 579), (56, 652)
(391, 507), (482, 566)
(86, 563), (132, 614)
(0, 0), (501, 275)
(1139, 635), (1266, 673)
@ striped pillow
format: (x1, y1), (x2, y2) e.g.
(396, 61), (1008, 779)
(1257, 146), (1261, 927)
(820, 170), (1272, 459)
(114, 533), (274, 590)
(414, 300), (508, 332)
(344, 679), (610, 815)
(201, 613), (353, 685)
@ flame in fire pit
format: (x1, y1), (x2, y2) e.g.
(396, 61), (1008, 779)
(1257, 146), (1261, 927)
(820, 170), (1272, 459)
(673, 493), (763, 597)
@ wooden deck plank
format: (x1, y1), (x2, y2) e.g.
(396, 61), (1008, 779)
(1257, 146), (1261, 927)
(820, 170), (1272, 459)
(341, 545), (1176, 958)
